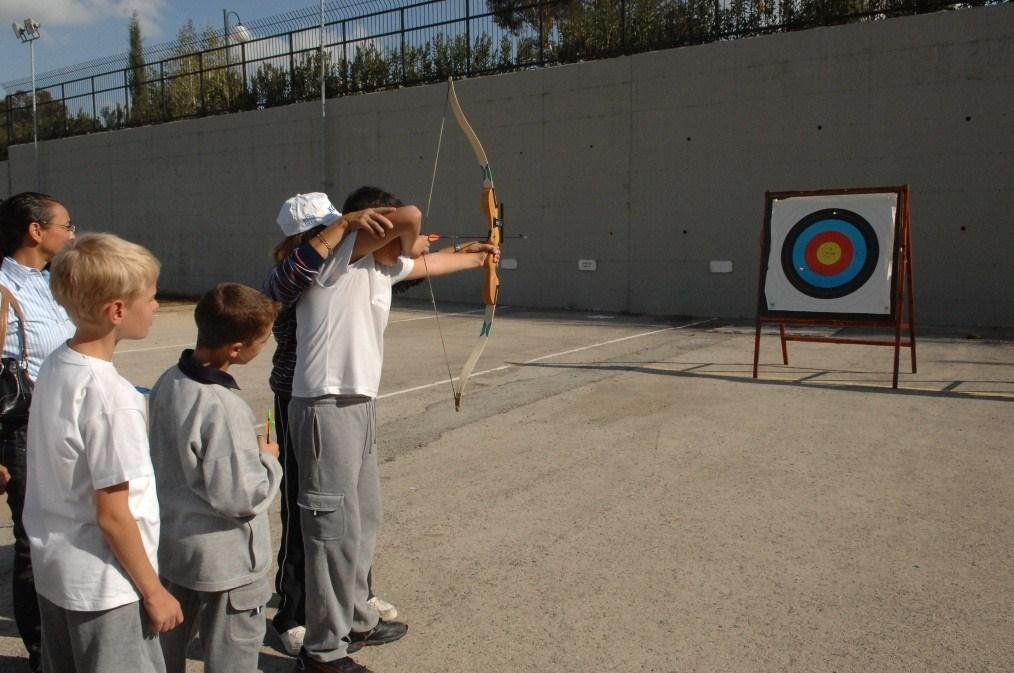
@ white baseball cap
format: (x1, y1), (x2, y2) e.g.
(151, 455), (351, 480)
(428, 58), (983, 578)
(276, 192), (341, 236)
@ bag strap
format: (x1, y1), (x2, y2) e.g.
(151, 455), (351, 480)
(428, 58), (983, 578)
(0, 284), (30, 365)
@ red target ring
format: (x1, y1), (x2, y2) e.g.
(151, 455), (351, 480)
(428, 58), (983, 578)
(804, 231), (853, 276)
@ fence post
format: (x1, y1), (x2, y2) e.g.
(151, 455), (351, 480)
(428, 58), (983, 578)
(400, 8), (407, 84)
(289, 33), (296, 100)
(198, 51), (206, 114)
(160, 61), (168, 121)
(240, 42), (248, 96)
(465, 0), (471, 74)
(342, 21), (348, 94)
(621, 0), (627, 54)
(539, 1), (545, 65)
(123, 69), (131, 124)
(5, 95), (11, 147)
(91, 76), (98, 131)
(61, 84), (68, 134)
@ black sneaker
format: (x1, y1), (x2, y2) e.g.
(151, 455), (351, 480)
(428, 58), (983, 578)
(295, 652), (372, 673)
(347, 619), (409, 653)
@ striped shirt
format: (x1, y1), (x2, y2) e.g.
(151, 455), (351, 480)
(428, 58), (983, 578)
(262, 243), (325, 396)
(0, 256), (75, 381)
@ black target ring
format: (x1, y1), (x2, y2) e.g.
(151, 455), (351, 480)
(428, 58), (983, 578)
(780, 208), (879, 300)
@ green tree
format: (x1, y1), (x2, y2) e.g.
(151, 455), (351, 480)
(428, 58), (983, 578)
(292, 50), (342, 101)
(128, 11), (154, 123)
(250, 61), (290, 108)
(485, 0), (728, 59)
(346, 43), (396, 92)
(198, 24), (243, 113)
(1, 89), (99, 154)
(99, 103), (127, 129)
(160, 19), (245, 118)
(164, 20), (202, 118)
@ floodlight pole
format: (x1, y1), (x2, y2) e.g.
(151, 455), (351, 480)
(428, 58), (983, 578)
(320, 0), (327, 189)
(30, 37), (37, 186)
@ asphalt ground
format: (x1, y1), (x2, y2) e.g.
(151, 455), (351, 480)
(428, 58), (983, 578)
(0, 299), (1011, 673)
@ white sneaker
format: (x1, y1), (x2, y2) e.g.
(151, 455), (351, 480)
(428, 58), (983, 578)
(278, 625), (306, 657)
(366, 595), (398, 621)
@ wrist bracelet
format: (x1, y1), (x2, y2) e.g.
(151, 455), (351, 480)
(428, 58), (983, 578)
(315, 233), (334, 253)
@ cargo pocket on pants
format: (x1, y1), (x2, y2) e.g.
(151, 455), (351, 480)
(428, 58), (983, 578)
(226, 577), (270, 643)
(298, 491), (346, 541)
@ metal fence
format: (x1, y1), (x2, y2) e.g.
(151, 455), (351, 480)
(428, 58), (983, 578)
(1, 0), (1001, 158)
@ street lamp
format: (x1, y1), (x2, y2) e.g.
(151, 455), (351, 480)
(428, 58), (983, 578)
(222, 9), (251, 105)
(223, 9), (252, 48)
(11, 18), (41, 188)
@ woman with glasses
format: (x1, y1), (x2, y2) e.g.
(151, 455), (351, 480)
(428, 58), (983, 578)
(0, 191), (76, 673)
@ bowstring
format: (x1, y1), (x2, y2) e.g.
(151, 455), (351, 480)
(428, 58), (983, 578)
(423, 80), (459, 402)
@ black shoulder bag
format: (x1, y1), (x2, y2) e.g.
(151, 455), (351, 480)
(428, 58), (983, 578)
(0, 285), (33, 421)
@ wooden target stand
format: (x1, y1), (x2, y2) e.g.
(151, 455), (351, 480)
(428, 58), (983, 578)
(752, 186), (917, 388)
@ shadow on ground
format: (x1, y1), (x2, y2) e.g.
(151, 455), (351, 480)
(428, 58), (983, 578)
(512, 360), (1014, 402)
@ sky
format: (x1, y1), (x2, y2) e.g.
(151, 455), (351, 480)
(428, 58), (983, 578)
(0, 0), (323, 93)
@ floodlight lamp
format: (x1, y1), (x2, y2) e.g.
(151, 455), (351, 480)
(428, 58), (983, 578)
(13, 18), (40, 41)
(232, 23), (252, 43)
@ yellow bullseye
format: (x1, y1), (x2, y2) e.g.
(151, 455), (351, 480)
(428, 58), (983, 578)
(815, 241), (842, 266)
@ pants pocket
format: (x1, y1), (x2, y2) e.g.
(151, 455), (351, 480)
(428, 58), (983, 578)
(298, 491), (346, 541)
(226, 579), (270, 644)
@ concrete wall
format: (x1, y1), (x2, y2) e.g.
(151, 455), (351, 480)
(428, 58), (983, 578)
(7, 5), (1013, 326)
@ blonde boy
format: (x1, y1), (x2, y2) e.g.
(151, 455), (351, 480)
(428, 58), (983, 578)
(23, 233), (182, 673)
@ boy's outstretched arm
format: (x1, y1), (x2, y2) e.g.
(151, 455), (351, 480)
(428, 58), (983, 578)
(403, 242), (500, 280)
(352, 206), (422, 263)
(95, 483), (183, 633)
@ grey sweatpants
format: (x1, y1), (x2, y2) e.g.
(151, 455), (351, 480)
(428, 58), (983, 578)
(289, 395), (381, 662)
(159, 577), (271, 673)
(38, 594), (166, 673)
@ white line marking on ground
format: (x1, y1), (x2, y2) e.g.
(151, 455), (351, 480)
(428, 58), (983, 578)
(117, 310), (483, 353)
(389, 308), (483, 323)
(118, 342), (193, 354)
(377, 318), (715, 400)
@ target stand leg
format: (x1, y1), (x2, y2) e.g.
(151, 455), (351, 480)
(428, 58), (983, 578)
(752, 318), (762, 378)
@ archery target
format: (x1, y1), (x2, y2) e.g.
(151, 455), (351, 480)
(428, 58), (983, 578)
(781, 209), (879, 299)
(764, 193), (899, 316)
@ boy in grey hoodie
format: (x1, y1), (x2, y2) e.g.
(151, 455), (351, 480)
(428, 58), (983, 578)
(148, 283), (282, 673)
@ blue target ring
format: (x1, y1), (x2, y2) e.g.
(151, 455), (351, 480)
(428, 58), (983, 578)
(780, 209), (879, 299)
(791, 220), (868, 289)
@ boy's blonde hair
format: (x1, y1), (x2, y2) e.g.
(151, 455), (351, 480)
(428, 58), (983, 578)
(50, 233), (161, 325)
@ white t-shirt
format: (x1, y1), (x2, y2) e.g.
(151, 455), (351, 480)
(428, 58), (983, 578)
(292, 231), (414, 399)
(23, 343), (160, 612)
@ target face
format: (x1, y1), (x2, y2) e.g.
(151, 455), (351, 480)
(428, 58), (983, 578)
(762, 192), (900, 318)
(781, 209), (879, 299)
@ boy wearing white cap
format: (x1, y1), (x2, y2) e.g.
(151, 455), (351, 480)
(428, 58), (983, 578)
(263, 193), (401, 655)
(289, 186), (499, 673)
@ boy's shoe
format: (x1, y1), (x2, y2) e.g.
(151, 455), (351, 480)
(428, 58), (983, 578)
(278, 625), (307, 657)
(347, 619), (408, 653)
(366, 595), (398, 620)
(295, 653), (372, 673)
